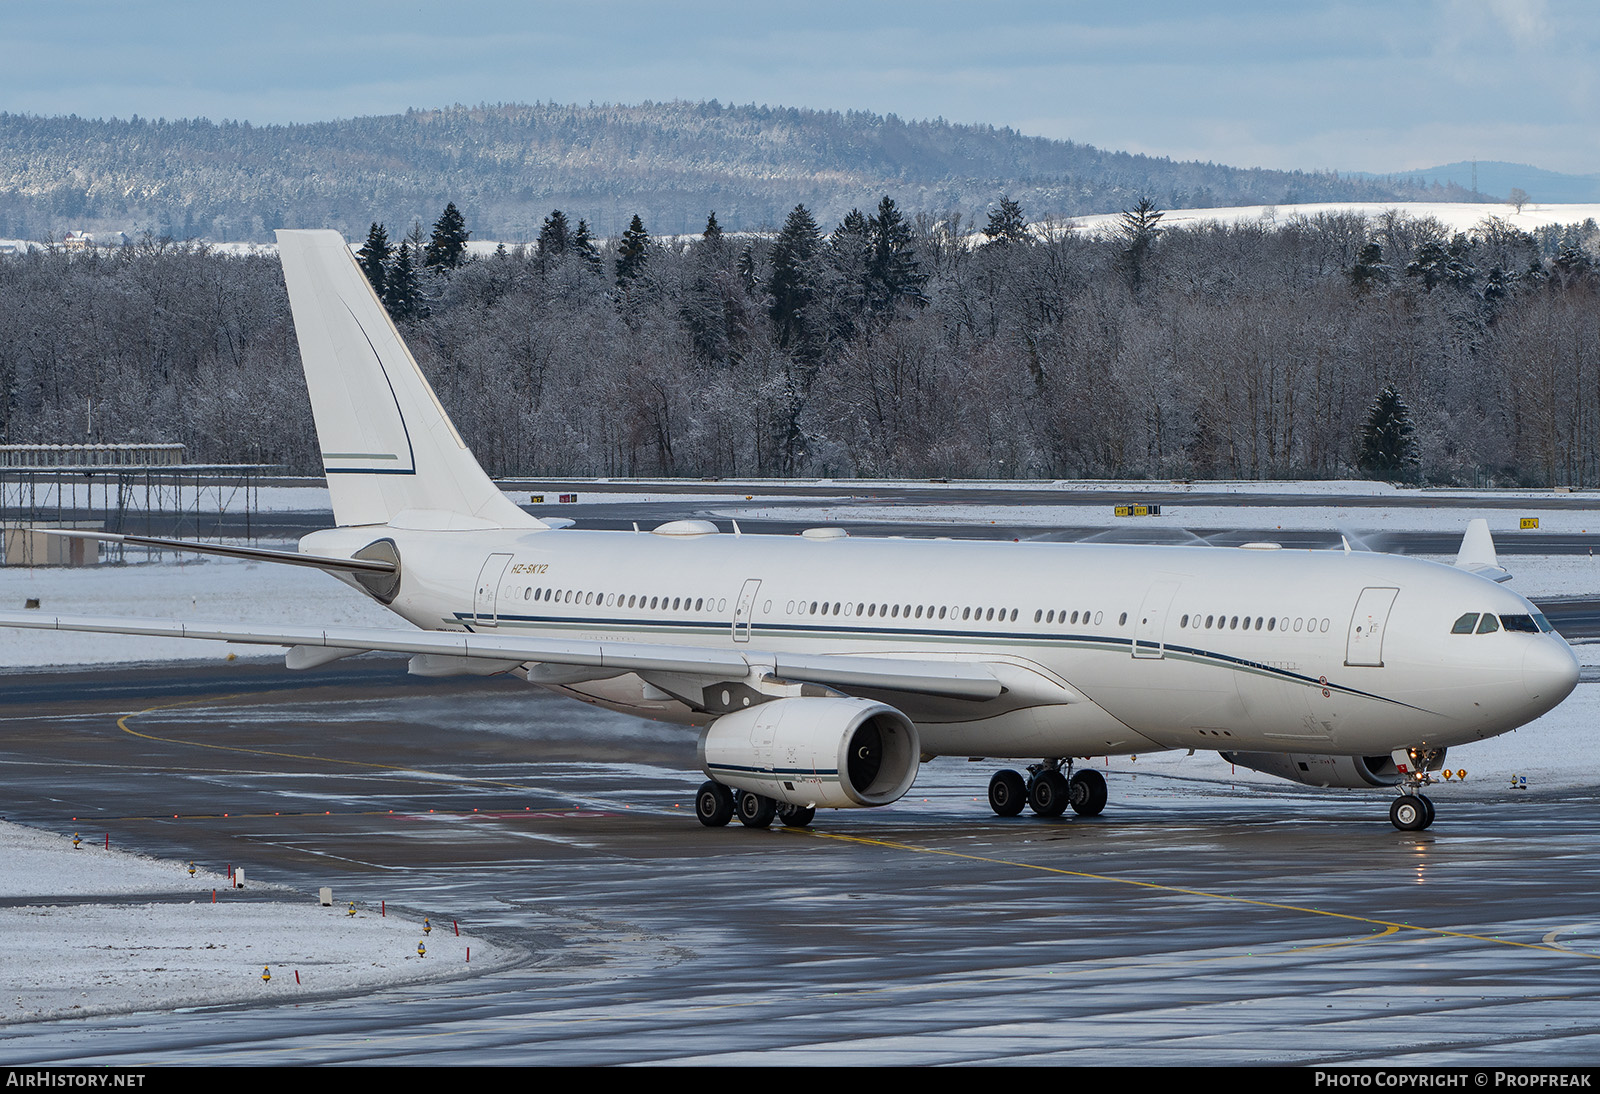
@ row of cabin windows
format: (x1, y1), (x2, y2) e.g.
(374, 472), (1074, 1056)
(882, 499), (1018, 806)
(1179, 613), (1332, 634)
(786, 601), (1028, 623)
(518, 588), (1362, 640)
(1451, 612), (1549, 635)
(525, 588), (730, 614)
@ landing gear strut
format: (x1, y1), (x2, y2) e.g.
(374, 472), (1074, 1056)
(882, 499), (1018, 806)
(987, 760), (1108, 818)
(1387, 747), (1443, 831)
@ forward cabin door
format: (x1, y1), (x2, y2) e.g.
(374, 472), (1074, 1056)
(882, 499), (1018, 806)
(1132, 580), (1181, 659)
(1345, 587), (1399, 667)
(732, 579), (761, 643)
(474, 553), (514, 627)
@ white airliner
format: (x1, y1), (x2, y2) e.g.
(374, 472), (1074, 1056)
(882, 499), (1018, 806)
(0, 230), (1579, 832)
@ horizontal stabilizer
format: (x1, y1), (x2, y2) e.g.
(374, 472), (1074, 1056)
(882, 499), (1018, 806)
(39, 530), (395, 575)
(1454, 518), (1512, 583)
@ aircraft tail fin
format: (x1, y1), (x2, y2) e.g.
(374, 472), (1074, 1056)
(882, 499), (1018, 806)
(275, 229), (541, 529)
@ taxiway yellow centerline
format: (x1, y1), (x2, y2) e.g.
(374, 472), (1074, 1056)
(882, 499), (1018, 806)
(795, 830), (1600, 960)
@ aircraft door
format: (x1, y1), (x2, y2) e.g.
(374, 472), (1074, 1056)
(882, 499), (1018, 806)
(1132, 580), (1181, 659)
(732, 579), (761, 643)
(1345, 587), (1399, 667)
(473, 553), (514, 627)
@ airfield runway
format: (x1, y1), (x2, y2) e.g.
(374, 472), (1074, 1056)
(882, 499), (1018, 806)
(1, 658), (1598, 1065)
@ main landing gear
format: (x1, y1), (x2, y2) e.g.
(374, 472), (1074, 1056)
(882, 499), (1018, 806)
(694, 781), (815, 829)
(988, 761), (1107, 819)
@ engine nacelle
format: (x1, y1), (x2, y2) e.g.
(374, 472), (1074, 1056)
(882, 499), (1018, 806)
(698, 697), (920, 809)
(1220, 749), (1447, 789)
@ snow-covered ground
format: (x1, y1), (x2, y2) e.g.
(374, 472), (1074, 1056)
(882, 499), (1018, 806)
(0, 821), (511, 1024)
(1071, 200), (1600, 236)
(0, 553), (396, 666)
(19, 199), (1590, 260)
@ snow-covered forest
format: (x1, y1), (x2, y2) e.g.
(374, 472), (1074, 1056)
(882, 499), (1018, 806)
(0, 103), (1485, 243)
(2, 202), (1597, 485)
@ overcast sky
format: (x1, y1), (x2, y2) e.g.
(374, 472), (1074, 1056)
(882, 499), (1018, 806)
(4, 0), (1595, 176)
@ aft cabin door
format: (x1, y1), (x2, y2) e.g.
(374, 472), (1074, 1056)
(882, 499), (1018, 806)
(732, 579), (761, 643)
(1132, 580), (1181, 659)
(474, 553), (514, 627)
(1345, 587), (1398, 667)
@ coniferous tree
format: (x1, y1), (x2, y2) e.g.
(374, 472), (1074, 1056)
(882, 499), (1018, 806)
(866, 195), (928, 313)
(537, 210), (571, 257)
(737, 241), (760, 293)
(982, 197), (1030, 245)
(615, 214), (651, 287)
(571, 218), (601, 271)
(383, 241), (425, 322)
(1348, 242), (1391, 293)
(356, 222), (393, 299)
(768, 204), (822, 355)
(1118, 196), (1163, 292)
(1357, 385), (1419, 480)
(702, 211), (724, 246)
(828, 208), (872, 336)
(424, 202), (470, 269)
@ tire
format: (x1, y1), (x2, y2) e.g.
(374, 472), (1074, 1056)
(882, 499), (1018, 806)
(1390, 794), (1430, 831)
(777, 803), (816, 827)
(737, 790), (777, 828)
(989, 769), (1027, 817)
(1068, 769), (1108, 817)
(1030, 771), (1069, 817)
(695, 781), (734, 827)
(1418, 794), (1435, 829)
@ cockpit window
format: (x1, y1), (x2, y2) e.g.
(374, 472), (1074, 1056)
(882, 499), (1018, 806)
(1476, 613), (1500, 634)
(1451, 613), (1479, 634)
(1533, 613), (1555, 633)
(1500, 614), (1540, 633)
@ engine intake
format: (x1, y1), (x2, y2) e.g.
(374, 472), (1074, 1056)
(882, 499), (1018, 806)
(698, 697), (920, 809)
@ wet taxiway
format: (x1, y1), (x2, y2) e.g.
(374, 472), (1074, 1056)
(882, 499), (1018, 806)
(0, 659), (1598, 1064)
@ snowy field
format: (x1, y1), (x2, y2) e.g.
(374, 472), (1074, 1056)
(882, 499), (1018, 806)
(18, 200), (1589, 260)
(1068, 200), (1600, 236)
(0, 821), (512, 1024)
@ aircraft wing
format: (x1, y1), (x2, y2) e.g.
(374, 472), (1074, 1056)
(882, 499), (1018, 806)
(1454, 518), (1512, 583)
(0, 611), (1004, 701)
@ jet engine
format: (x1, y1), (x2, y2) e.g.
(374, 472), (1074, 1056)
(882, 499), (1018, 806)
(1220, 749), (1447, 789)
(698, 696), (920, 809)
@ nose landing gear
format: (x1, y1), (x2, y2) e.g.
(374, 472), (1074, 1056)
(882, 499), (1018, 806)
(1389, 793), (1435, 831)
(1388, 747), (1442, 830)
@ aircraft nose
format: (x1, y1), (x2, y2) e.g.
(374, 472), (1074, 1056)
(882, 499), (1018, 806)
(1523, 639), (1580, 705)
